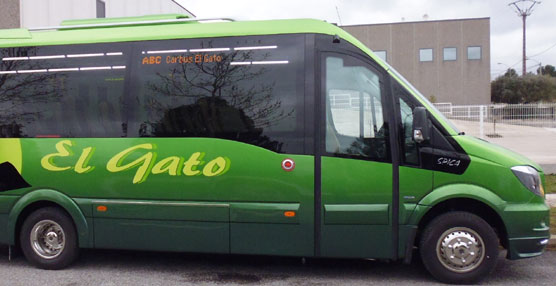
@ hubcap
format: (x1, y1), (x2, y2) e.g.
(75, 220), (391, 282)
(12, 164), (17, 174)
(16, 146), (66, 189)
(30, 220), (65, 259)
(436, 227), (485, 273)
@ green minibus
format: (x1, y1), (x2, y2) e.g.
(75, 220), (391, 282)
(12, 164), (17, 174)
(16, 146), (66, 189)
(0, 14), (549, 284)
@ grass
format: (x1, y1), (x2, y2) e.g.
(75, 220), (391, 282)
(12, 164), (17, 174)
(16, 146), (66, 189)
(546, 175), (556, 194)
(551, 208), (556, 236)
(549, 208), (556, 251)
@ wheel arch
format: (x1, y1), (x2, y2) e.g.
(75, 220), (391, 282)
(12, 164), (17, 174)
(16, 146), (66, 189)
(8, 189), (90, 248)
(410, 184), (509, 249)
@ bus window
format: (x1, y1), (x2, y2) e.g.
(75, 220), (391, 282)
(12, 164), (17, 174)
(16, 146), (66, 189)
(324, 55), (389, 161)
(0, 44), (127, 138)
(129, 35), (305, 154)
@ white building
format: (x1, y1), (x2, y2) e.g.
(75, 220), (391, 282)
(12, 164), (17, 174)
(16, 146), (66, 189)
(0, 0), (195, 29)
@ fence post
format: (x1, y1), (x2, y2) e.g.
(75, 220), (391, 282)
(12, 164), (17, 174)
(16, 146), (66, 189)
(479, 105), (484, 139)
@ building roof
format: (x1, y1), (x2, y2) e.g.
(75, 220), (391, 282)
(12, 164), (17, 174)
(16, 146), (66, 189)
(341, 17), (490, 28)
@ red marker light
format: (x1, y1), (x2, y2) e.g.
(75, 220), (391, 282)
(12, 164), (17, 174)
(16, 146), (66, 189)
(281, 158), (295, 172)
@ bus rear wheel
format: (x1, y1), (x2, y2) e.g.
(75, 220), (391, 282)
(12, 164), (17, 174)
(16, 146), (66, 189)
(419, 211), (499, 284)
(20, 207), (79, 269)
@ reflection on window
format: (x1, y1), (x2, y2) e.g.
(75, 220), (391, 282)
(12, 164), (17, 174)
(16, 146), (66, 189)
(374, 50), (387, 62)
(419, 48), (433, 62)
(398, 95), (419, 165)
(443, 47), (457, 61)
(131, 35), (304, 154)
(325, 55), (389, 161)
(467, 46), (481, 60)
(0, 45), (127, 138)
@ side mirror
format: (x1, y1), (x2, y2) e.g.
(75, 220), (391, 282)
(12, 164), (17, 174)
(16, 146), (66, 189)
(412, 107), (430, 144)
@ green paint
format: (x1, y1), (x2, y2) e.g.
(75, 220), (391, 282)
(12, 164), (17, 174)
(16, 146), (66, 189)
(0, 16), (549, 267)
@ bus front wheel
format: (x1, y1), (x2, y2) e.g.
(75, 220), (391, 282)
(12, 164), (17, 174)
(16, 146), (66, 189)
(20, 207), (79, 269)
(419, 211), (499, 284)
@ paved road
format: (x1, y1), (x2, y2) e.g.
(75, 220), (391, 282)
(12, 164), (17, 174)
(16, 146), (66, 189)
(451, 120), (556, 174)
(0, 246), (554, 286)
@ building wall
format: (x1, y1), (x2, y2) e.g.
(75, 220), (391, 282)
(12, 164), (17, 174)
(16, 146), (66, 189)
(20, 0), (193, 28)
(343, 18), (491, 105)
(0, 0), (20, 29)
(21, 0), (95, 28)
(104, 0), (190, 18)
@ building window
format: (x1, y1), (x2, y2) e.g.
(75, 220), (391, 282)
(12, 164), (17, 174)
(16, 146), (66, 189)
(96, 0), (106, 18)
(419, 48), (433, 62)
(374, 50), (387, 62)
(443, 47), (457, 61)
(467, 46), (481, 60)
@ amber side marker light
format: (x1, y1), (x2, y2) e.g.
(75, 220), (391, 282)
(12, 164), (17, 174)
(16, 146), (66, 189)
(97, 205), (107, 212)
(284, 211), (296, 217)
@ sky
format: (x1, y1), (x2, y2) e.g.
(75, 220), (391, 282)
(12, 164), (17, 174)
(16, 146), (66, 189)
(178, 0), (556, 79)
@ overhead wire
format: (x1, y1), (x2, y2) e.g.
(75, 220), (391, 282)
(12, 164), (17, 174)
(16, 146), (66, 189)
(528, 42), (556, 58)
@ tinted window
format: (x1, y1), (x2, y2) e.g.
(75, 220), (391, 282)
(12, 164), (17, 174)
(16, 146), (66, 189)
(324, 54), (389, 161)
(393, 81), (419, 166)
(443, 47), (457, 61)
(129, 35), (305, 154)
(467, 46), (481, 60)
(374, 50), (387, 62)
(0, 44), (127, 138)
(419, 48), (433, 62)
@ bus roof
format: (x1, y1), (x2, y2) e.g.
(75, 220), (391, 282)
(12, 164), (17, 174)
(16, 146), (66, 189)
(0, 14), (356, 49)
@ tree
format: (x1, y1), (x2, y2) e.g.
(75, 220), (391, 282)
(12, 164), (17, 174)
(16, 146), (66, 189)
(491, 74), (556, 103)
(504, 68), (518, 77)
(537, 64), (556, 77)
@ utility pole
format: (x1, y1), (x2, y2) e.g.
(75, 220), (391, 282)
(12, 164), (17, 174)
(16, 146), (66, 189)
(509, 0), (541, 76)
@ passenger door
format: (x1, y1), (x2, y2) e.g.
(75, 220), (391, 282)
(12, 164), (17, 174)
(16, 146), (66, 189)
(319, 52), (394, 258)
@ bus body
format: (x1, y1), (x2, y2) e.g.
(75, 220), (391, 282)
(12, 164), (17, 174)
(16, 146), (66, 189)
(0, 14), (549, 283)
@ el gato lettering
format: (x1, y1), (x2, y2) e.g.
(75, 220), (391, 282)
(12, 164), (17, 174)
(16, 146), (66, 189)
(40, 140), (230, 184)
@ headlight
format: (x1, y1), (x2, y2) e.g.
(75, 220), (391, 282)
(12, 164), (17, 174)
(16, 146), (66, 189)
(511, 166), (544, 197)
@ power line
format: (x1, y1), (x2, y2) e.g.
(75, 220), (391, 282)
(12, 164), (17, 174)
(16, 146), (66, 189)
(335, 6), (343, 26)
(529, 41), (556, 58)
(508, 0), (541, 76)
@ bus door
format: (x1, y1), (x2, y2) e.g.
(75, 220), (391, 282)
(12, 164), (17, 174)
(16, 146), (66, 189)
(318, 52), (394, 259)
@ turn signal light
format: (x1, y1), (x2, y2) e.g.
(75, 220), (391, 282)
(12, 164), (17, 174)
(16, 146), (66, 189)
(284, 211), (296, 217)
(96, 205), (107, 212)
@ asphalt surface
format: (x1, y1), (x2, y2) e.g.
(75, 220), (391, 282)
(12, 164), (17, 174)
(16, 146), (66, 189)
(0, 245), (554, 286)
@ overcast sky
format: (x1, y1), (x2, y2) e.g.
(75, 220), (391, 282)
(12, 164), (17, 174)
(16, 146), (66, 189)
(178, 0), (556, 79)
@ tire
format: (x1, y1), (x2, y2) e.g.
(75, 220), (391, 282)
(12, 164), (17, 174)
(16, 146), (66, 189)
(419, 211), (499, 284)
(20, 207), (79, 269)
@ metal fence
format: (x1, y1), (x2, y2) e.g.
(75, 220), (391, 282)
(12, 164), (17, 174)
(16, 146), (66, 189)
(434, 102), (556, 138)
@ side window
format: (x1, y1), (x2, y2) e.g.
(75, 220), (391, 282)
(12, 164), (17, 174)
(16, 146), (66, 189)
(393, 82), (419, 165)
(0, 44), (127, 138)
(324, 54), (389, 161)
(130, 35), (305, 154)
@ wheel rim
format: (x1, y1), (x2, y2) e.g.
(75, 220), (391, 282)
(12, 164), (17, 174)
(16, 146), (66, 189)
(436, 227), (485, 273)
(30, 220), (66, 259)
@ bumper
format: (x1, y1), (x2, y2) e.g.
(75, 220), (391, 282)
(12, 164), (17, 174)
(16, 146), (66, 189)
(502, 202), (550, 260)
(507, 236), (549, 259)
